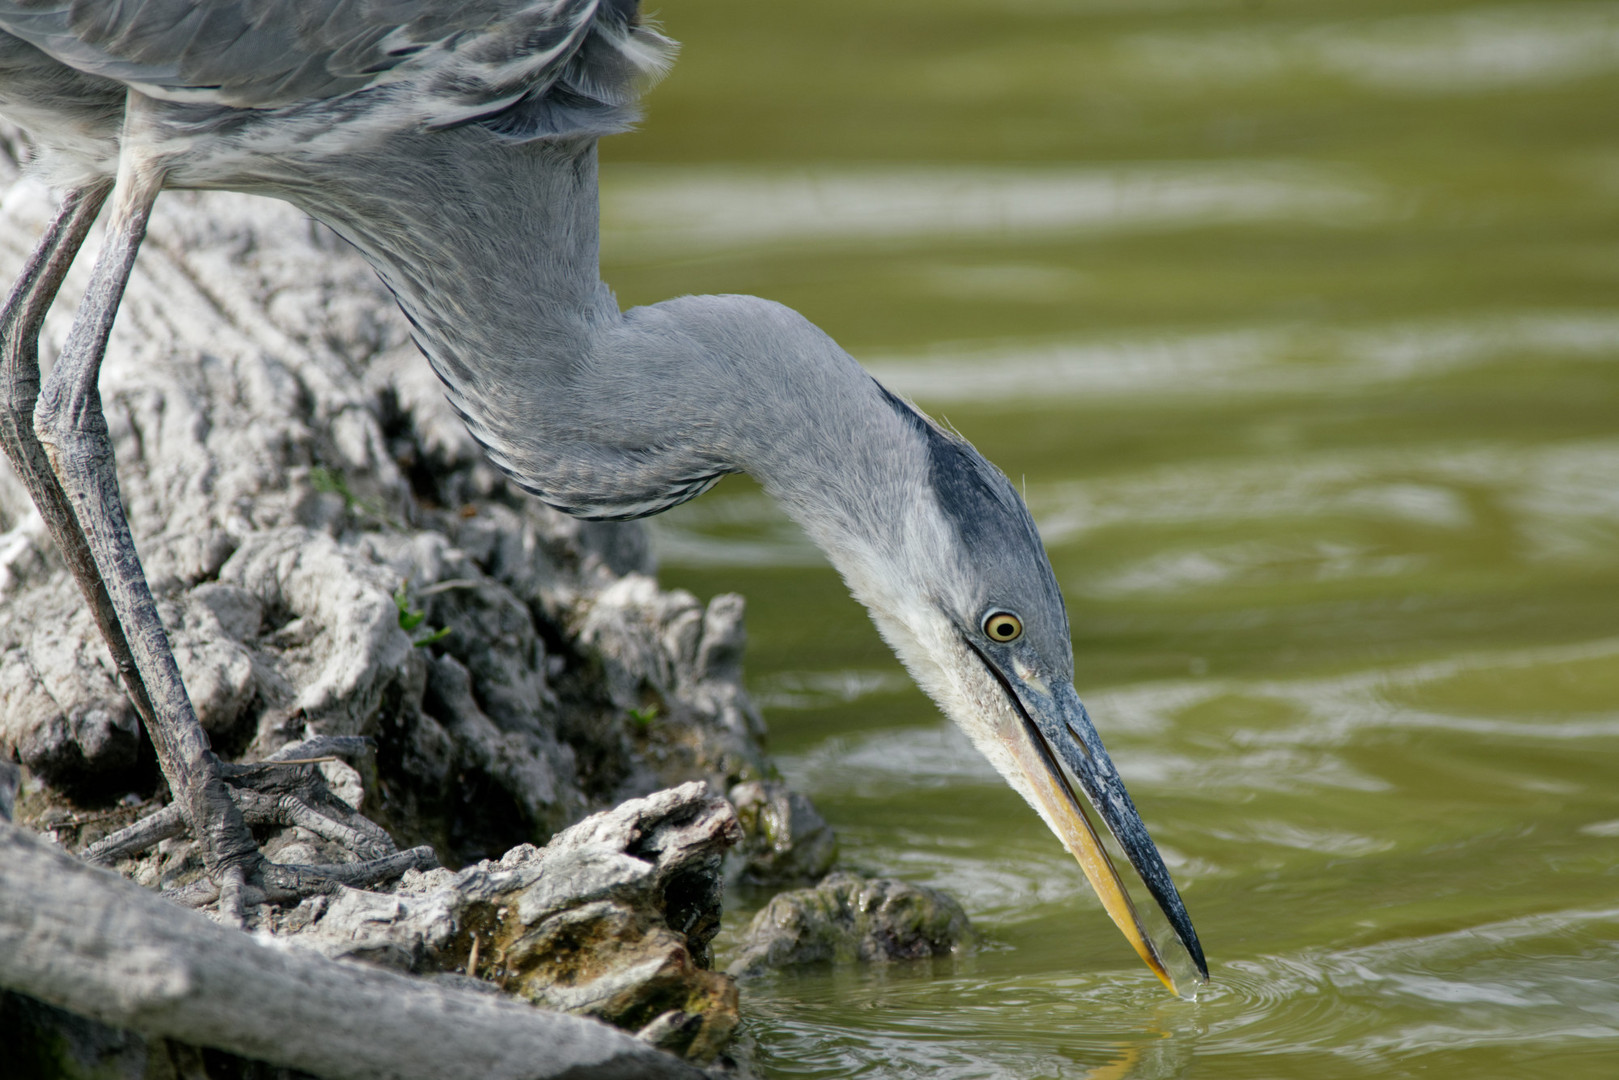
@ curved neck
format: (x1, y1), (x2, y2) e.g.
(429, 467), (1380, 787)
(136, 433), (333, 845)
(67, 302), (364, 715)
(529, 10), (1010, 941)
(283, 126), (613, 395)
(476, 287), (933, 540)
(282, 129), (929, 535)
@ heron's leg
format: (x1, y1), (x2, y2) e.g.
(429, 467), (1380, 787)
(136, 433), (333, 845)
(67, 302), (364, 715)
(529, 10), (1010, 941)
(29, 161), (435, 917)
(32, 162), (261, 911)
(0, 184), (164, 736)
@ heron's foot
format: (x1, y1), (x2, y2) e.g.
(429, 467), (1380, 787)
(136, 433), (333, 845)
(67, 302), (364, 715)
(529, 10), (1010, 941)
(81, 736), (438, 921)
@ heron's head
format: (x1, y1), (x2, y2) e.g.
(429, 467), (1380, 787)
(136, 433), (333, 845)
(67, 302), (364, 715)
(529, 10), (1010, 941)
(820, 381), (1209, 994)
(620, 294), (1206, 989)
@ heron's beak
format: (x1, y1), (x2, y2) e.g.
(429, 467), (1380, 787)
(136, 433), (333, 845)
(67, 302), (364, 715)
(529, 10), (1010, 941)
(970, 645), (1208, 995)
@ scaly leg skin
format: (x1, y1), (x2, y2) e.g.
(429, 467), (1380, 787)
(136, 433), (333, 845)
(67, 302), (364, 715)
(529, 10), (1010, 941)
(20, 153), (433, 919)
(0, 183), (162, 730)
(33, 157), (262, 920)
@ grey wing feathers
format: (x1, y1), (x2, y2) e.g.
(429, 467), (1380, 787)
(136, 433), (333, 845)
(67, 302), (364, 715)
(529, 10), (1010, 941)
(0, 0), (671, 129)
(0, 24), (120, 121)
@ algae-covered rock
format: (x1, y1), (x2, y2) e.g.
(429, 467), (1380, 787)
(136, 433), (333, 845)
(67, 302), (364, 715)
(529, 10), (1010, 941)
(288, 782), (743, 1063)
(729, 870), (976, 975)
(729, 779), (838, 885)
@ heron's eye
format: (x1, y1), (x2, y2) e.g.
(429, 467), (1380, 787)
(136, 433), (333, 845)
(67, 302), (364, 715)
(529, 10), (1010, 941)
(983, 611), (1023, 642)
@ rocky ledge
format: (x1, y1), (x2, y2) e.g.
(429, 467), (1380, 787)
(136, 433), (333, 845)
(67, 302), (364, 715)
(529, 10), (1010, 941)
(281, 782), (743, 1062)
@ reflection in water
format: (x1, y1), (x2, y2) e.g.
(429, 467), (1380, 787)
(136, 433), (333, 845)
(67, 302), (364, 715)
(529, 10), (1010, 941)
(1127, 2), (1619, 93)
(602, 162), (1385, 254)
(721, 629), (1619, 1074)
(609, 0), (1619, 1075)
(1028, 439), (1619, 558)
(864, 313), (1619, 404)
(603, 163), (1378, 253)
(753, 669), (914, 711)
(1200, 911), (1619, 1059)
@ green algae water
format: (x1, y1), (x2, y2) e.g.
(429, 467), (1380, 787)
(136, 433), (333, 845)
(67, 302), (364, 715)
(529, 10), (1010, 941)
(599, 2), (1619, 1076)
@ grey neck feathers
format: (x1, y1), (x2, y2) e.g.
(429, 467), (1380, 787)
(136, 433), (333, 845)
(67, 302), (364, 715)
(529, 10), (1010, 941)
(279, 128), (931, 540)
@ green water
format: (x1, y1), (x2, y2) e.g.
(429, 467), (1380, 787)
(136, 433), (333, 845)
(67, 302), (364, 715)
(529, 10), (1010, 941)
(599, 2), (1619, 1076)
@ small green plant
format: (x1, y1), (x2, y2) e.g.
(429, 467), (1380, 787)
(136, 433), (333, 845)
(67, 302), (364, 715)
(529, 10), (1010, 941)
(394, 586), (451, 647)
(628, 705), (660, 729)
(311, 466), (398, 527)
(414, 625), (452, 646)
(394, 586), (425, 630)
(311, 465), (357, 506)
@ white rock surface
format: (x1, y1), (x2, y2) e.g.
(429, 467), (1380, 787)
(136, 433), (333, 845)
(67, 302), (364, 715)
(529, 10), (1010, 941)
(0, 134), (767, 864)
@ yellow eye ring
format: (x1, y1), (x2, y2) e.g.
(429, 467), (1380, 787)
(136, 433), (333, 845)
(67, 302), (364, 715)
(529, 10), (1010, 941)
(983, 611), (1023, 642)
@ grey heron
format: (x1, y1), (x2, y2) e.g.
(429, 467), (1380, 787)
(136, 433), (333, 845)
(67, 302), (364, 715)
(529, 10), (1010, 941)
(0, 1), (1207, 993)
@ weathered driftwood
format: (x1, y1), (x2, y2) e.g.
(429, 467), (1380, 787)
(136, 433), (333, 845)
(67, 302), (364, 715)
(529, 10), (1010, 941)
(0, 819), (706, 1080)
